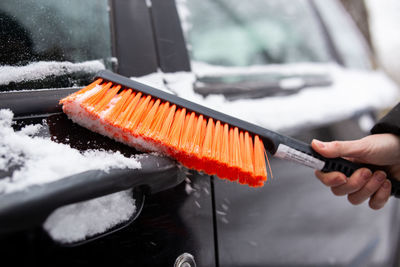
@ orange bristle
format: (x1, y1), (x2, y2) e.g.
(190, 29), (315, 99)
(210, 120), (222, 167)
(82, 82), (112, 110)
(104, 89), (132, 123)
(59, 78), (103, 104)
(60, 81), (270, 187)
(117, 92), (142, 128)
(126, 95), (152, 132)
(216, 123), (231, 181)
(137, 99), (161, 137)
(158, 104), (176, 142)
(149, 102), (170, 140)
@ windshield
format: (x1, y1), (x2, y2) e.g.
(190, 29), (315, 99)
(180, 0), (334, 67)
(313, 0), (372, 69)
(0, 0), (112, 91)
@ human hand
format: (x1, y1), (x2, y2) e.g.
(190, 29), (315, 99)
(311, 133), (400, 209)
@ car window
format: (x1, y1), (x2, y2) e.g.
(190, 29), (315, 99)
(0, 0), (112, 91)
(313, 0), (372, 70)
(179, 0), (334, 67)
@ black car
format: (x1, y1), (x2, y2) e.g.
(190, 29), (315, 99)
(0, 0), (399, 266)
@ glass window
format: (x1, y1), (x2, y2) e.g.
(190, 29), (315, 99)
(0, 0), (112, 91)
(313, 0), (372, 69)
(180, 0), (334, 67)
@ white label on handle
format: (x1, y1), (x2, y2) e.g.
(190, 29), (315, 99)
(274, 144), (325, 170)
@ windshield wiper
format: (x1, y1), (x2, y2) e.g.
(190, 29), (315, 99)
(194, 73), (333, 101)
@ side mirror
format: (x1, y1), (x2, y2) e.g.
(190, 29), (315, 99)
(0, 88), (186, 241)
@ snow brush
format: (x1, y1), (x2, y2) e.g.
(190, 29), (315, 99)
(60, 70), (400, 195)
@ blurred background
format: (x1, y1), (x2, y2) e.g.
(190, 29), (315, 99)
(343, 0), (400, 87)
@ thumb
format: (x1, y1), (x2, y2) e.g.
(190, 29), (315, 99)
(311, 139), (366, 159)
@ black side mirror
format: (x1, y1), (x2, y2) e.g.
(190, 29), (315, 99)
(0, 88), (186, 241)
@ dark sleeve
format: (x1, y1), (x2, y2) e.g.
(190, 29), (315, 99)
(371, 103), (400, 135)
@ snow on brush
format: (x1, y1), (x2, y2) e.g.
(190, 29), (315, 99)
(0, 109), (140, 243)
(133, 62), (399, 132)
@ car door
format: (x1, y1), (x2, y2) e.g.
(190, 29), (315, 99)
(172, 0), (400, 266)
(0, 0), (216, 266)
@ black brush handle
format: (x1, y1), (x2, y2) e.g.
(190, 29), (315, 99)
(269, 135), (400, 198)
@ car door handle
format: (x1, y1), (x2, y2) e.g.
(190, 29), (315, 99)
(0, 154), (185, 235)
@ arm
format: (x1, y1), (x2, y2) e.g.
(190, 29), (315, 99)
(312, 103), (400, 210)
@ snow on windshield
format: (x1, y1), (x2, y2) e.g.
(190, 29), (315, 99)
(0, 60), (105, 86)
(132, 62), (399, 133)
(0, 109), (140, 243)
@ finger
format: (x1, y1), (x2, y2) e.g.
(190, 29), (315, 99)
(314, 170), (347, 187)
(347, 171), (387, 205)
(369, 179), (391, 210)
(312, 139), (367, 159)
(331, 168), (372, 196)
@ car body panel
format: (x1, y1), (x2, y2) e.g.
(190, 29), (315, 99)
(111, 0), (159, 77)
(175, 0), (400, 266)
(1, 0), (400, 266)
(0, 0), (216, 266)
(214, 123), (400, 266)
